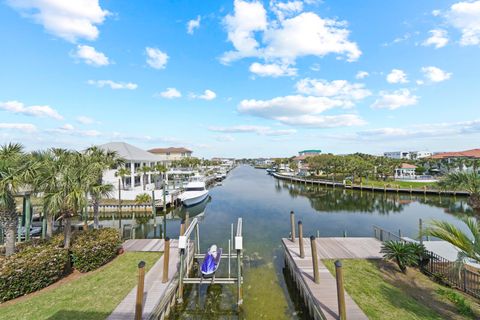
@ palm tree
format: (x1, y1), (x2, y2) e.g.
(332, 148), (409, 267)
(438, 171), (480, 210)
(35, 150), (88, 248)
(137, 166), (151, 190)
(426, 218), (480, 264)
(135, 193), (152, 212)
(381, 240), (419, 273)
(84, 147), (124, 229)
(116, 167), (130, 190)
(0, 143), (37, 256)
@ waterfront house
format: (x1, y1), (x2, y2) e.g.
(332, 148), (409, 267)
(384, 151), (432, 160)
(394, 163), (418, 179)
(293, 150), (321, 174)
(98, 142), (164, 191)
(429, 148), (480, 173)
(148, 147), (192, 164)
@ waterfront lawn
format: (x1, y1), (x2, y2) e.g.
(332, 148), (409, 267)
(324, 259), (480, 320)
(0, 252), (161, 320)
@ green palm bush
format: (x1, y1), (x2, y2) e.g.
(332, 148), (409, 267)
(381, 241), (425, 273)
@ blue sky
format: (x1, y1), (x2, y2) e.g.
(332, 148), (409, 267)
(1, 0), (479, 158)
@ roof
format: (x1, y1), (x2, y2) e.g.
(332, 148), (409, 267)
(294, 154), (317, 161)
(430, 148), (480, 159)
(148, 147), (192, 154)
(98, 142), (160, 161)
(299, 149), (322, 153)
(400, 163), (417, 169)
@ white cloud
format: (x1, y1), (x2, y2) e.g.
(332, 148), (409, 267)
(249, 62), (297, 77)
(432, 9), (441, 17)
(7, 0), (109, 42)
(0, 122), (37, 132)
(0, 100), (63, 120)
(271, 0), (304, 20)
(87, 80), (138, 90)
(221, 1), (361, 67)
(222, 0), (268, 62)
(295, 78), (371, 101)
(214, 134), (235, 142)
(421, 66), (452, 83)
(355, 71), (369, 79)
(61, 123), (75, 131)
(447, 1), (480, 46)
(194, 89), (217, 100)
(422, 29), (449, 48)
(76, 116), (95, 124)
(187, 16), (201, 34)
(386, 69), (408, 84)
(208, 125), (296, 136)
(355, 119), (480, 140)
(146, 47), (169, 69)
(274, 114), (366, 128)
(72, 45), (110, 66)
(371, 89), (418, 110)
(159, 88), (182, 99)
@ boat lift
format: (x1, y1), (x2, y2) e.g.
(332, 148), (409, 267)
(177, 217), (244, 306)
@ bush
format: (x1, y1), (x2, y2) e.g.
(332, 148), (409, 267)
(71, 228), (121, 273)
(0, 241), (69, 302)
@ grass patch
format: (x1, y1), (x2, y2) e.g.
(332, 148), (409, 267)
(323, 259), (480, 320)
(0, 252), (161, 320)
(436, 288), (475, 318)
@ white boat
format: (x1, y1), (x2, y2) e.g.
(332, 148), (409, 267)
(180, 180), (209, 207)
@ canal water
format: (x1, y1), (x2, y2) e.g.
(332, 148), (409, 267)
(118, 165), (474, 319)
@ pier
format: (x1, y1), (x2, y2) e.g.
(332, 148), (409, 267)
(272, 172), (471, 196)
(283, 236), (375, 319)
(108, 217), (244, 319)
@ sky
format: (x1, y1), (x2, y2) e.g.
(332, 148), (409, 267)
(0, 0), (480, 158)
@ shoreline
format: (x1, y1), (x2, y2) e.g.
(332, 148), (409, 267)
(271, 172), (470, 197)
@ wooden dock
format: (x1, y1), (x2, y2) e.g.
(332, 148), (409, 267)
(273, 172), (470, 196)
(122, 239), (165, 252)
(282, 237), (384, 320)
(108, 239), (193, 320)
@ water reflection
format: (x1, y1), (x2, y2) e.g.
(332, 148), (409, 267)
(117, 165), (473, 319)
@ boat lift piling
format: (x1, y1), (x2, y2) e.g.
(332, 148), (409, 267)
(177, 217), (244, 307)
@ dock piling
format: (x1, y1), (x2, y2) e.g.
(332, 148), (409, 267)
(162, 237), (170, 283)
(310, 236), (320, 284)
(180, 219), (185, 236)
(298, 221), (305, 258)
(335, 260), (347, 320)
(290, 211), (296, 242)
(135, 261), (146, 320)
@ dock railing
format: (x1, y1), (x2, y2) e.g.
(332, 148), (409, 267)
(373, 225), (480, 299)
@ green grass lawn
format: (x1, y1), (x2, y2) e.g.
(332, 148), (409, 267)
(0, 252), (161, 320)
(360, 179), (439, 190)
(323, 259), (480, 320)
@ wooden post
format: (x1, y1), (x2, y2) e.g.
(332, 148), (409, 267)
(310, 236), (320, 284)
(135, 261), (146, 320)
(180, 219), (185, 236)
(290, 211), (295, 242)
(185, 212), (190, 230)
(298, 221), (305, 258)
(419, 218), (423, 245)
(162, 237), (170, 283)
(118, 179), (122, 229)
(195, 224), (200, 254)
(398, 229), (402, 239)
(335, 260), (347, 320)
(151, 190), (156, 228)
(162, 181), (167, 239)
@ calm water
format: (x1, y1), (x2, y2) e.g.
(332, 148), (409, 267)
(117, 165), (474, 319)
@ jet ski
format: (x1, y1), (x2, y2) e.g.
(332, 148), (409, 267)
(200, 244), (222, 282)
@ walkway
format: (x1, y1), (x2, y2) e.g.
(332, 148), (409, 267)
(282, 237), (384, 319)
(108, 239), (179, 320)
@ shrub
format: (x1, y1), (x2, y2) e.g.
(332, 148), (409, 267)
(71, 228), (121, 272)
(0, 241), (69, 302)
(381, 241), (426, 273)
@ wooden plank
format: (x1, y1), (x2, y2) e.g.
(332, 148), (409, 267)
(108, 240), (180, 320)
(123, 239), (165, 252)
(282, 238), (369, 320)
